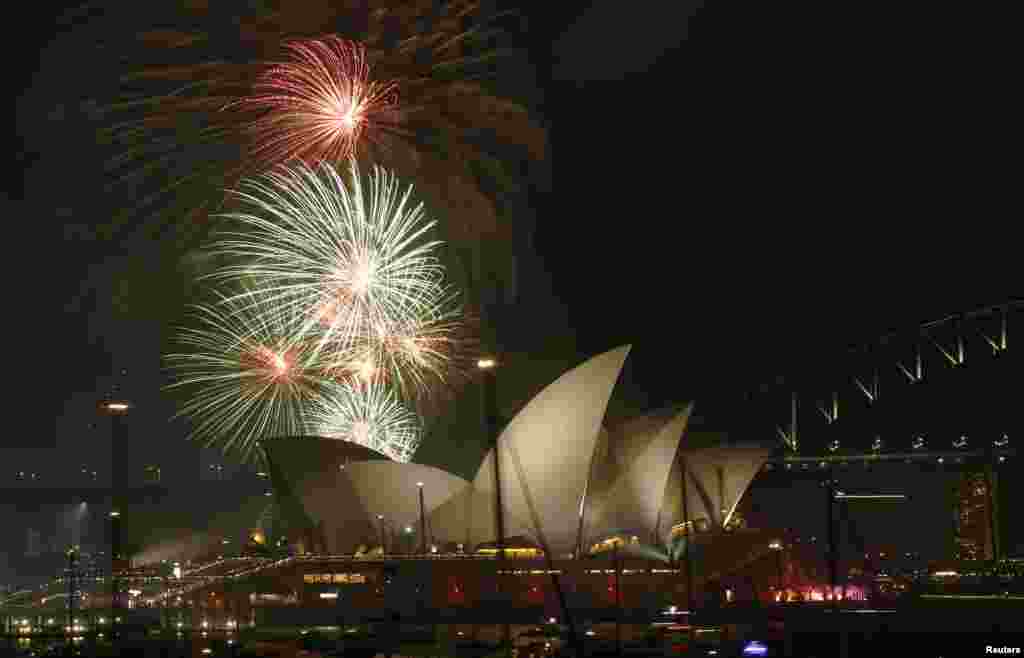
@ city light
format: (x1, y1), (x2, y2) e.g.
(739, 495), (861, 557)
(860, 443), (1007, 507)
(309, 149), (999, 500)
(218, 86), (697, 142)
(104, 402), (130, 412)
(109, 511), (120, 517)
(477, 358), (496, 369)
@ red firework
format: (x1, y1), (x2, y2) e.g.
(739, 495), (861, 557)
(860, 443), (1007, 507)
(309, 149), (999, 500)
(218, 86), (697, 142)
(238, 36), (398, 164)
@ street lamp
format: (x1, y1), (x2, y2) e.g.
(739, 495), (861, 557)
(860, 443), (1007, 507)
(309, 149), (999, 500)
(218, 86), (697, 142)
(99, 391), (130, 632)
(65, 546), (78, 638)
(377, 515), (386, 554)
(478, 356), (504, 560)
(769, 540), (784, 595)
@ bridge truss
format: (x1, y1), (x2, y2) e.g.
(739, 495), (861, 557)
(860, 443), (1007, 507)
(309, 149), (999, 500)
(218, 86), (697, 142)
(749, 300), (1022, 458)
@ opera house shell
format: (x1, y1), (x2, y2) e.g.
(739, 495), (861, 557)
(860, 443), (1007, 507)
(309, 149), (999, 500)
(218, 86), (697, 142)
(265, 345), (771, 559)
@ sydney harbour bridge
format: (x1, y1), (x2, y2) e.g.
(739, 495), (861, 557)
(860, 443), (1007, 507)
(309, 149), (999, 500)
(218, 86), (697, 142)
(749, 300), (1021, 565)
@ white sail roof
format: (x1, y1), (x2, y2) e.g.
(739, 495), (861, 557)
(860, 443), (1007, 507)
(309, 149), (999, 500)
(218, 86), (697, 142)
(585, 403), (695, 545)
(471, 345), (631, 557)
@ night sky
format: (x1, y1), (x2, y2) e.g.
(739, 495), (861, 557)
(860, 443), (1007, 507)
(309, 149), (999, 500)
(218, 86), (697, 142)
(4, 1), (1021, 580)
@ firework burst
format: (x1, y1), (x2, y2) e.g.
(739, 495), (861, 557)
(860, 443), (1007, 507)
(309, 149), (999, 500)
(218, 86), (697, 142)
(164, 286), (327, 465)
(209, 159), (458, 399)
(310, 380), (421, 463)
(233, 36), (399, 165)
(323, 290), (465, 399)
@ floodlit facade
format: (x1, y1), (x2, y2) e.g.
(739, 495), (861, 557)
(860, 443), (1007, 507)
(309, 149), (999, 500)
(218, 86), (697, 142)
(267, 345), (772, 560)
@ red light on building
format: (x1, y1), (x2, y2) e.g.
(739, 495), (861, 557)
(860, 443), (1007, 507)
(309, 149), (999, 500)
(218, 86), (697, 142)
(602, 576), (619, 605)
(447, 576), (465, 606)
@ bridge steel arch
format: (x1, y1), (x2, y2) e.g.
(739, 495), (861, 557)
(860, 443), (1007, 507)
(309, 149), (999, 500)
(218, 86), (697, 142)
(753, 300), (1022, 458)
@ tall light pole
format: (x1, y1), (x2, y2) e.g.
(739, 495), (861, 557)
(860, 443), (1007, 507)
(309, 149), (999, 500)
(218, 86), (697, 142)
(478, 357), (503, 561)
(478, 356), (511, 658)
(109, 510), (121, 638)
(66, 546), (78, 641)
(417, 482), (427, 555)
(100, 396), (130, 640)
(769, 540), (784, 596)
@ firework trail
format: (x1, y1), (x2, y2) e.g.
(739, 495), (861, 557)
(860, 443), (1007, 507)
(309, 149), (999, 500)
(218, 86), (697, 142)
(164, 286), (327, 465)
(310, 380), (421, 463)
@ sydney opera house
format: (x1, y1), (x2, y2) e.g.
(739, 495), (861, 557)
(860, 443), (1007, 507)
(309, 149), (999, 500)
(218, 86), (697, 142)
(144, 345), (777, 626)
(265, 346), (770, 560)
